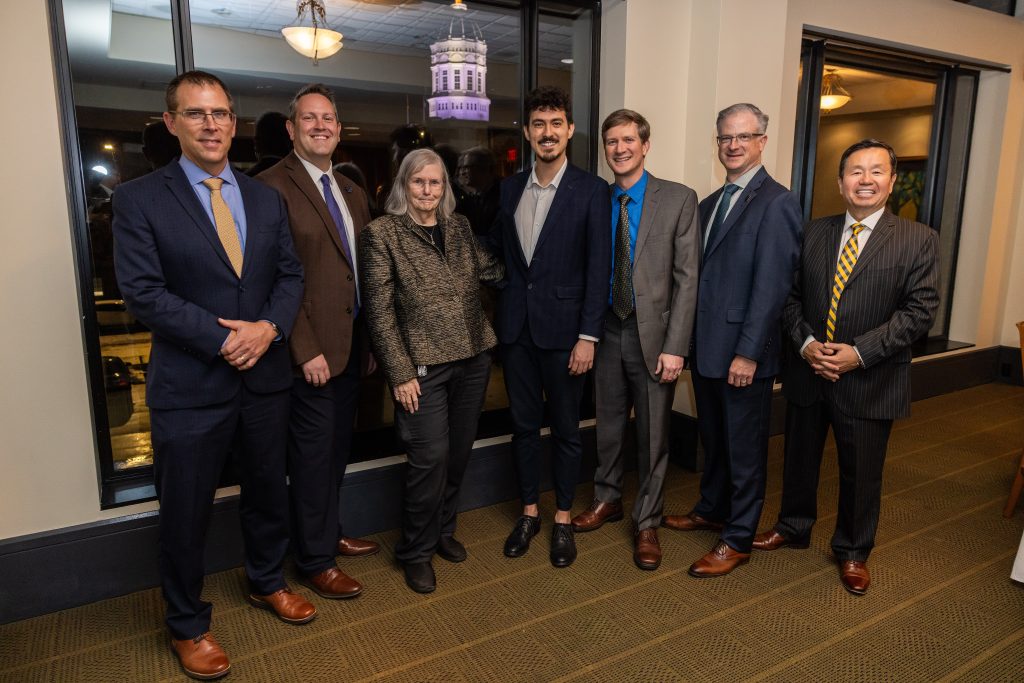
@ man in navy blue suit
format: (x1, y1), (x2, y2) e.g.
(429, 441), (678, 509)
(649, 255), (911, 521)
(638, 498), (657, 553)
(662, 103), (801, 578)
(492, 86), (611, 568)
(113, 71), (306, 680)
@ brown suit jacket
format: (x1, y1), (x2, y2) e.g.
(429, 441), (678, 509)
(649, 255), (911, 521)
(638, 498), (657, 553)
(257, 151), (371, 375)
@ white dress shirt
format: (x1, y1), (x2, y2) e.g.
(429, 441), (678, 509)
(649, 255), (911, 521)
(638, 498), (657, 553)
(514, 157), (568, 264)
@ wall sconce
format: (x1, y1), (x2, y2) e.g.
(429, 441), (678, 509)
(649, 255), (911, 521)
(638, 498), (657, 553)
(282, 0), (343, 65)
(820, 68), (853, 113)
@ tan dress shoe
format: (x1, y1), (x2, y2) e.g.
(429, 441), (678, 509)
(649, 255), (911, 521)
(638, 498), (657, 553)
(170, 632), (230, 680)
(688, 541), (750, 577)
(752, 528), (809, 551)
(633, 528), (662, 570)
(306, 566), (363, 599)
(247, 588), (317, 624)
(571, 499), (624, 532)
(839, 560), (870, 595)
(337, 536), (381, 557)
(662, 512), (724, 532)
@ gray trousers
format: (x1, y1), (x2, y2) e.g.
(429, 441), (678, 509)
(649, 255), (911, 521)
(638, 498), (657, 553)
(594, 312), (675, 530)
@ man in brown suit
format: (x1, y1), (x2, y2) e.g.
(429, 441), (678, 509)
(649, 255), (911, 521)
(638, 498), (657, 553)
(257, 84), (378, 600)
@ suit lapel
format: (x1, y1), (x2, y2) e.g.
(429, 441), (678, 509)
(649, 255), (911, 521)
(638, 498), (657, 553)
(285, 153), (352, 268)
(505, 170), (531, 267)
(816, 216), (845, 313)
(530, 163), (577, 262)
(704, 167), (767, 259)
(845, 211), (895, 287)
(632, 175), (660, 266)
(163, 163), (237, 276)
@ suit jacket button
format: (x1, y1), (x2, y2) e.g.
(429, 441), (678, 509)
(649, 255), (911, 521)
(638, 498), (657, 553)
(346, 274), (353, 281)
(239, 286), (245, 293)
(346, 306), (353, 314)
(527, 283), (533, 290)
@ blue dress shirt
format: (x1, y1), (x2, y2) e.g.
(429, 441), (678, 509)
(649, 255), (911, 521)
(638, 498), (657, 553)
(179, 156), (248, 251)
(609, 170), (648, 306)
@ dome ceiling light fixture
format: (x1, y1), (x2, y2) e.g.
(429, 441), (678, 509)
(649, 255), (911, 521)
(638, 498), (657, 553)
(452, 0), (468, 10)
(281, 0), (343, 65)
(820, 68), (853, 113)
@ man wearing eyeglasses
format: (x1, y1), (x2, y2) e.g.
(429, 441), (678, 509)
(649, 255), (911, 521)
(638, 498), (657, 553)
(662, 103), (801, 579)
(257, 84), (378, 602)
(113, 71), (305, 680)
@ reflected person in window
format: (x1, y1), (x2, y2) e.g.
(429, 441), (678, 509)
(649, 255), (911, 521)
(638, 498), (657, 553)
(360, 148), (504, 594)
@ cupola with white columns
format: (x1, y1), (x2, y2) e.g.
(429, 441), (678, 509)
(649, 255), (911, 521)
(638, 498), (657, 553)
(428, 20), (490, 122)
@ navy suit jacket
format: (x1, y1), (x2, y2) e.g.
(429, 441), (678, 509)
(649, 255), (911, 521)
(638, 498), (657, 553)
(113, 160), (304, 410)
(781, 211), (938, 420)
(693, 167), (802, 379)
(491, 162), (611, 350)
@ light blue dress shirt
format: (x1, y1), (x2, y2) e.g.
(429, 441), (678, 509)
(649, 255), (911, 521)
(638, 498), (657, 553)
(179, 156), (248, 251)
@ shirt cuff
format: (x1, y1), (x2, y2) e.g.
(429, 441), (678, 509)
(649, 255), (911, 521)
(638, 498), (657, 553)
(579, 334), (600, 343)
(853, 345), (865, 368)
(799, 335), (816, 354)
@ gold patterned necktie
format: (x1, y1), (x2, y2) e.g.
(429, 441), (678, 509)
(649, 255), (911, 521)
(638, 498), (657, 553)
(826, 222), (865, 342)
(202, 177), (243, 277)
(612, 193), (634, 320)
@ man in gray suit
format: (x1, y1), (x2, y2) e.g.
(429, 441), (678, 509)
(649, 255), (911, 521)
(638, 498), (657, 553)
(571, 109), (700, 570)
(753, 139), (939, 596)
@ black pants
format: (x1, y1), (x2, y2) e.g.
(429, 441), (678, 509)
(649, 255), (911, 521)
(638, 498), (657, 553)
(150, 386), (290, 640)
(775, 399), (893, 562)
(286, 335), (362, 576)
(393, 351), (492, 564)
(691, 369), (774, 553)
(502, 327), (586, 512)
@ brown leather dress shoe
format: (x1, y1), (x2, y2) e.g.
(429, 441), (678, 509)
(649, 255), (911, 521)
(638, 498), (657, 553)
(337, 536), (380, 557)
(306, 566), (363, 599)
(170, 632), (230, 680)
(633, 528), (662, 570)
(688, 541), (750, 577)
(571, 499), (624, 532)
(247, 588), (317, 624)
(662, 512), (724, 532)
(839, 560), (870, 595)
(752, 528), (809, 551)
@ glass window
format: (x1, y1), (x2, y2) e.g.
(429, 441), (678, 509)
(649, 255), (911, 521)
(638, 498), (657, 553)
(538, 1), (595, 170)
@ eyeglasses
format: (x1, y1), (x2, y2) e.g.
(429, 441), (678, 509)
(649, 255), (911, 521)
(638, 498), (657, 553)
(410, 179), (443, 190)
(299, 113), (338, 124)
(716, 132), (764, 146)
(171, 110), (236, 124)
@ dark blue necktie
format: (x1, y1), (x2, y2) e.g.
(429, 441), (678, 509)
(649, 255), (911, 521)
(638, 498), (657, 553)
(320, 173), (359, 315)
(704, 183), (740, 252)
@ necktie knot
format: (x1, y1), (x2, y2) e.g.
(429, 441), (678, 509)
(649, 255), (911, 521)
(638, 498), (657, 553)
(202, 177), (224, 192)
(618, 193), (630, 207)
(851, 221), (865, 236)
(722, 183), (739, 198)
(320, 173), (331, 192)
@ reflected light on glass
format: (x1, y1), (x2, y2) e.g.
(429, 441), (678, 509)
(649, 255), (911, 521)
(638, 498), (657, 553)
(451, 0), (468, 10)
(102, 143), (115, 151)
(91, 165), (109, 176)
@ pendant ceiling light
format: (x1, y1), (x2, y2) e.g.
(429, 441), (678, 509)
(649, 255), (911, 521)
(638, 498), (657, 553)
(820, 68), (853, 113)
(451, 0), (468, 10)
(282, 0), (343, 65)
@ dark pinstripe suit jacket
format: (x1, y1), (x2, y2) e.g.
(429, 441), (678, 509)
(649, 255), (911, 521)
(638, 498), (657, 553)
(781, 211), (939, 420)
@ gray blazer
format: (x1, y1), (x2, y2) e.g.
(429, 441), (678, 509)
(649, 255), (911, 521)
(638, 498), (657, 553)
(781, 210), (939, 420)
(627, 174), (701, 379)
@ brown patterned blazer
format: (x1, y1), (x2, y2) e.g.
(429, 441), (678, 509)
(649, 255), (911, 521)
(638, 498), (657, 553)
(257, 151), (371, 375)
(360, 212), (504, 387)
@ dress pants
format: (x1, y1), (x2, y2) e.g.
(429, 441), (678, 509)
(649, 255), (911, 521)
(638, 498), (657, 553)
(690, 369), (774, 553)
(286, 334), (362, 577)
(775, 398), (893, 562)
(594, 311), (675, 530)
(150, 386), (290, 640)
(502, 325), (586, 512)
(393, 351), (492, 563)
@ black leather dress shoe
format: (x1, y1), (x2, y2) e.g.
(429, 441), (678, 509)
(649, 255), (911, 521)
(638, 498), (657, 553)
(437, 535), (467, 563)
(402, 561), (436, 594)
(550, 523), (577, 568)
(504, 515), (541, 558)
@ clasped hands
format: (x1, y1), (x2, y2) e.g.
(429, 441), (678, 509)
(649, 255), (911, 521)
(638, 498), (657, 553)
(219, 318), (276, 371)
(803, 340), (860, 381)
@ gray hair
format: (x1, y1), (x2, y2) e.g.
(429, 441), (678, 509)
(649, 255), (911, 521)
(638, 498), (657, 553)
(716, 103), (769, 134)
(384, 148), (456, 221)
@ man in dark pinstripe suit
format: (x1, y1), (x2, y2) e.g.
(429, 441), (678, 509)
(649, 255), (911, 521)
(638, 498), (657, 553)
(753, 139), (939, 596)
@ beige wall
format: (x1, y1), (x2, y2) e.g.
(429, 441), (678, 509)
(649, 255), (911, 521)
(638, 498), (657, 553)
(3, 0), (1024, 541)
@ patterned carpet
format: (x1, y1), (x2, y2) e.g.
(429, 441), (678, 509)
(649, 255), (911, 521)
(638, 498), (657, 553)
(2, 382), (1023, 682)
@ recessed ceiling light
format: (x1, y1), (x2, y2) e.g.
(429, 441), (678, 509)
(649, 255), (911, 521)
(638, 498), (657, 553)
(561, 58), (574, 65)
(348, 132), (361, 137)
(102, 143), (114, 150)
(343, 126), (360, 130)
(211, 7), (231, 16)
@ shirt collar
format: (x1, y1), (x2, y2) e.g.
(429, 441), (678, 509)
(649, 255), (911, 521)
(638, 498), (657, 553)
(728, 164), (761, 191)
(296, 152), (334, 187)
(179, 155), (236, 188)
(528, 157), (569, 189)
(844, 207), (885, 232)
(612, 170), (648, 204)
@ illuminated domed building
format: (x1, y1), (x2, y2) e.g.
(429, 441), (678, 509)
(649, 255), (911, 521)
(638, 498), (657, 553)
(428, 20), (490, 122)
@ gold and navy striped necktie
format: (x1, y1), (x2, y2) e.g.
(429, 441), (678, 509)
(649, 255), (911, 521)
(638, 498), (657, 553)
(826, 222), (865, 343)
